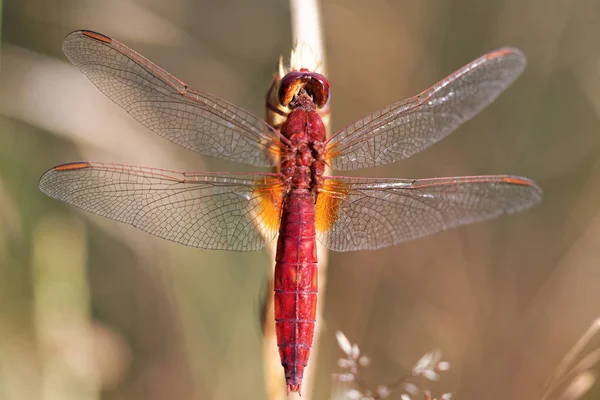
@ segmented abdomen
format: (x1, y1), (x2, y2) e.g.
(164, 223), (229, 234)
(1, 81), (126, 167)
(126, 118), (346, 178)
(274, 188), (318, 392)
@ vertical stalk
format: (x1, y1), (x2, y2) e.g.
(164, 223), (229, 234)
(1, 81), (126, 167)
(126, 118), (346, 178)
(263, 1), (328, 399)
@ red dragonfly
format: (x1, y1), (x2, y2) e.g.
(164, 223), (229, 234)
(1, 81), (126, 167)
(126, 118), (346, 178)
(39, 30), (542, 393)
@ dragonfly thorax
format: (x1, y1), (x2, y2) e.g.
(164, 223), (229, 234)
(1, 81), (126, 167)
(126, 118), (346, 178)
(280, 108), (326, 191)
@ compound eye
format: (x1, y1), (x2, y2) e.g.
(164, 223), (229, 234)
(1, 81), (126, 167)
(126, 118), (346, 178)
(305, 72), (330, 108)
(278, 72), (304, 107)
(278, 72), (330, 108)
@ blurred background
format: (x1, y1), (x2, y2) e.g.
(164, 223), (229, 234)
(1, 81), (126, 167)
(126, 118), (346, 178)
(2, 0), (600, 399)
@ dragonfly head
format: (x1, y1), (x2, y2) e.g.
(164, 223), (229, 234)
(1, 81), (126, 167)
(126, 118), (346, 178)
(278, 70), (330, 109)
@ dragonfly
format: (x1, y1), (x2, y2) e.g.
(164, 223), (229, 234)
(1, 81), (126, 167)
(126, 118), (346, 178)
(39, 30), (542, 394)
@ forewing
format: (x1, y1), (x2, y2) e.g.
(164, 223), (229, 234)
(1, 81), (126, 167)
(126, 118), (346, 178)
(316, 175), (542, 251)
(63, 30), (280, 167)
(39, 162), (284, 251)
(325, 48), (526, 170)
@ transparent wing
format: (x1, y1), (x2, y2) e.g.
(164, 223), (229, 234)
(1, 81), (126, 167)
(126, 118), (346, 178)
(39, 162), (285, 251)
(316, 175), (542, 251)
(325, 48), (526, 170)
(63, 30), (280, 167)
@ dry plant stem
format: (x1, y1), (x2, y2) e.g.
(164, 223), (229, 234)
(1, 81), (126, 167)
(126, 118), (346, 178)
(553, 348), (600, 395)
(540, 319), (600, 400)
(264, 276), (283, 399)
(290, 0), (327, 73)
(290, 0), (329, 398)
(263, 1), (328, 399)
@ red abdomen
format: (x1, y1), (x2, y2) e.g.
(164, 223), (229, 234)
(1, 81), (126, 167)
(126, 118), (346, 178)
(274, 189), (318, 393)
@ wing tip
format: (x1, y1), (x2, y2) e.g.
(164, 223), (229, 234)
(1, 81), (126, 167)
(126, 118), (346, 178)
(65, 30), (112, 44)
(486, 46), (524, 58)
(502, 175), (544, 209)
(63, 30), (112, 57)
(486, 46), (527, 69)
(39, 162), (92, 194)
(53, 161), (92, 171)
(502, 175), (541, 189)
